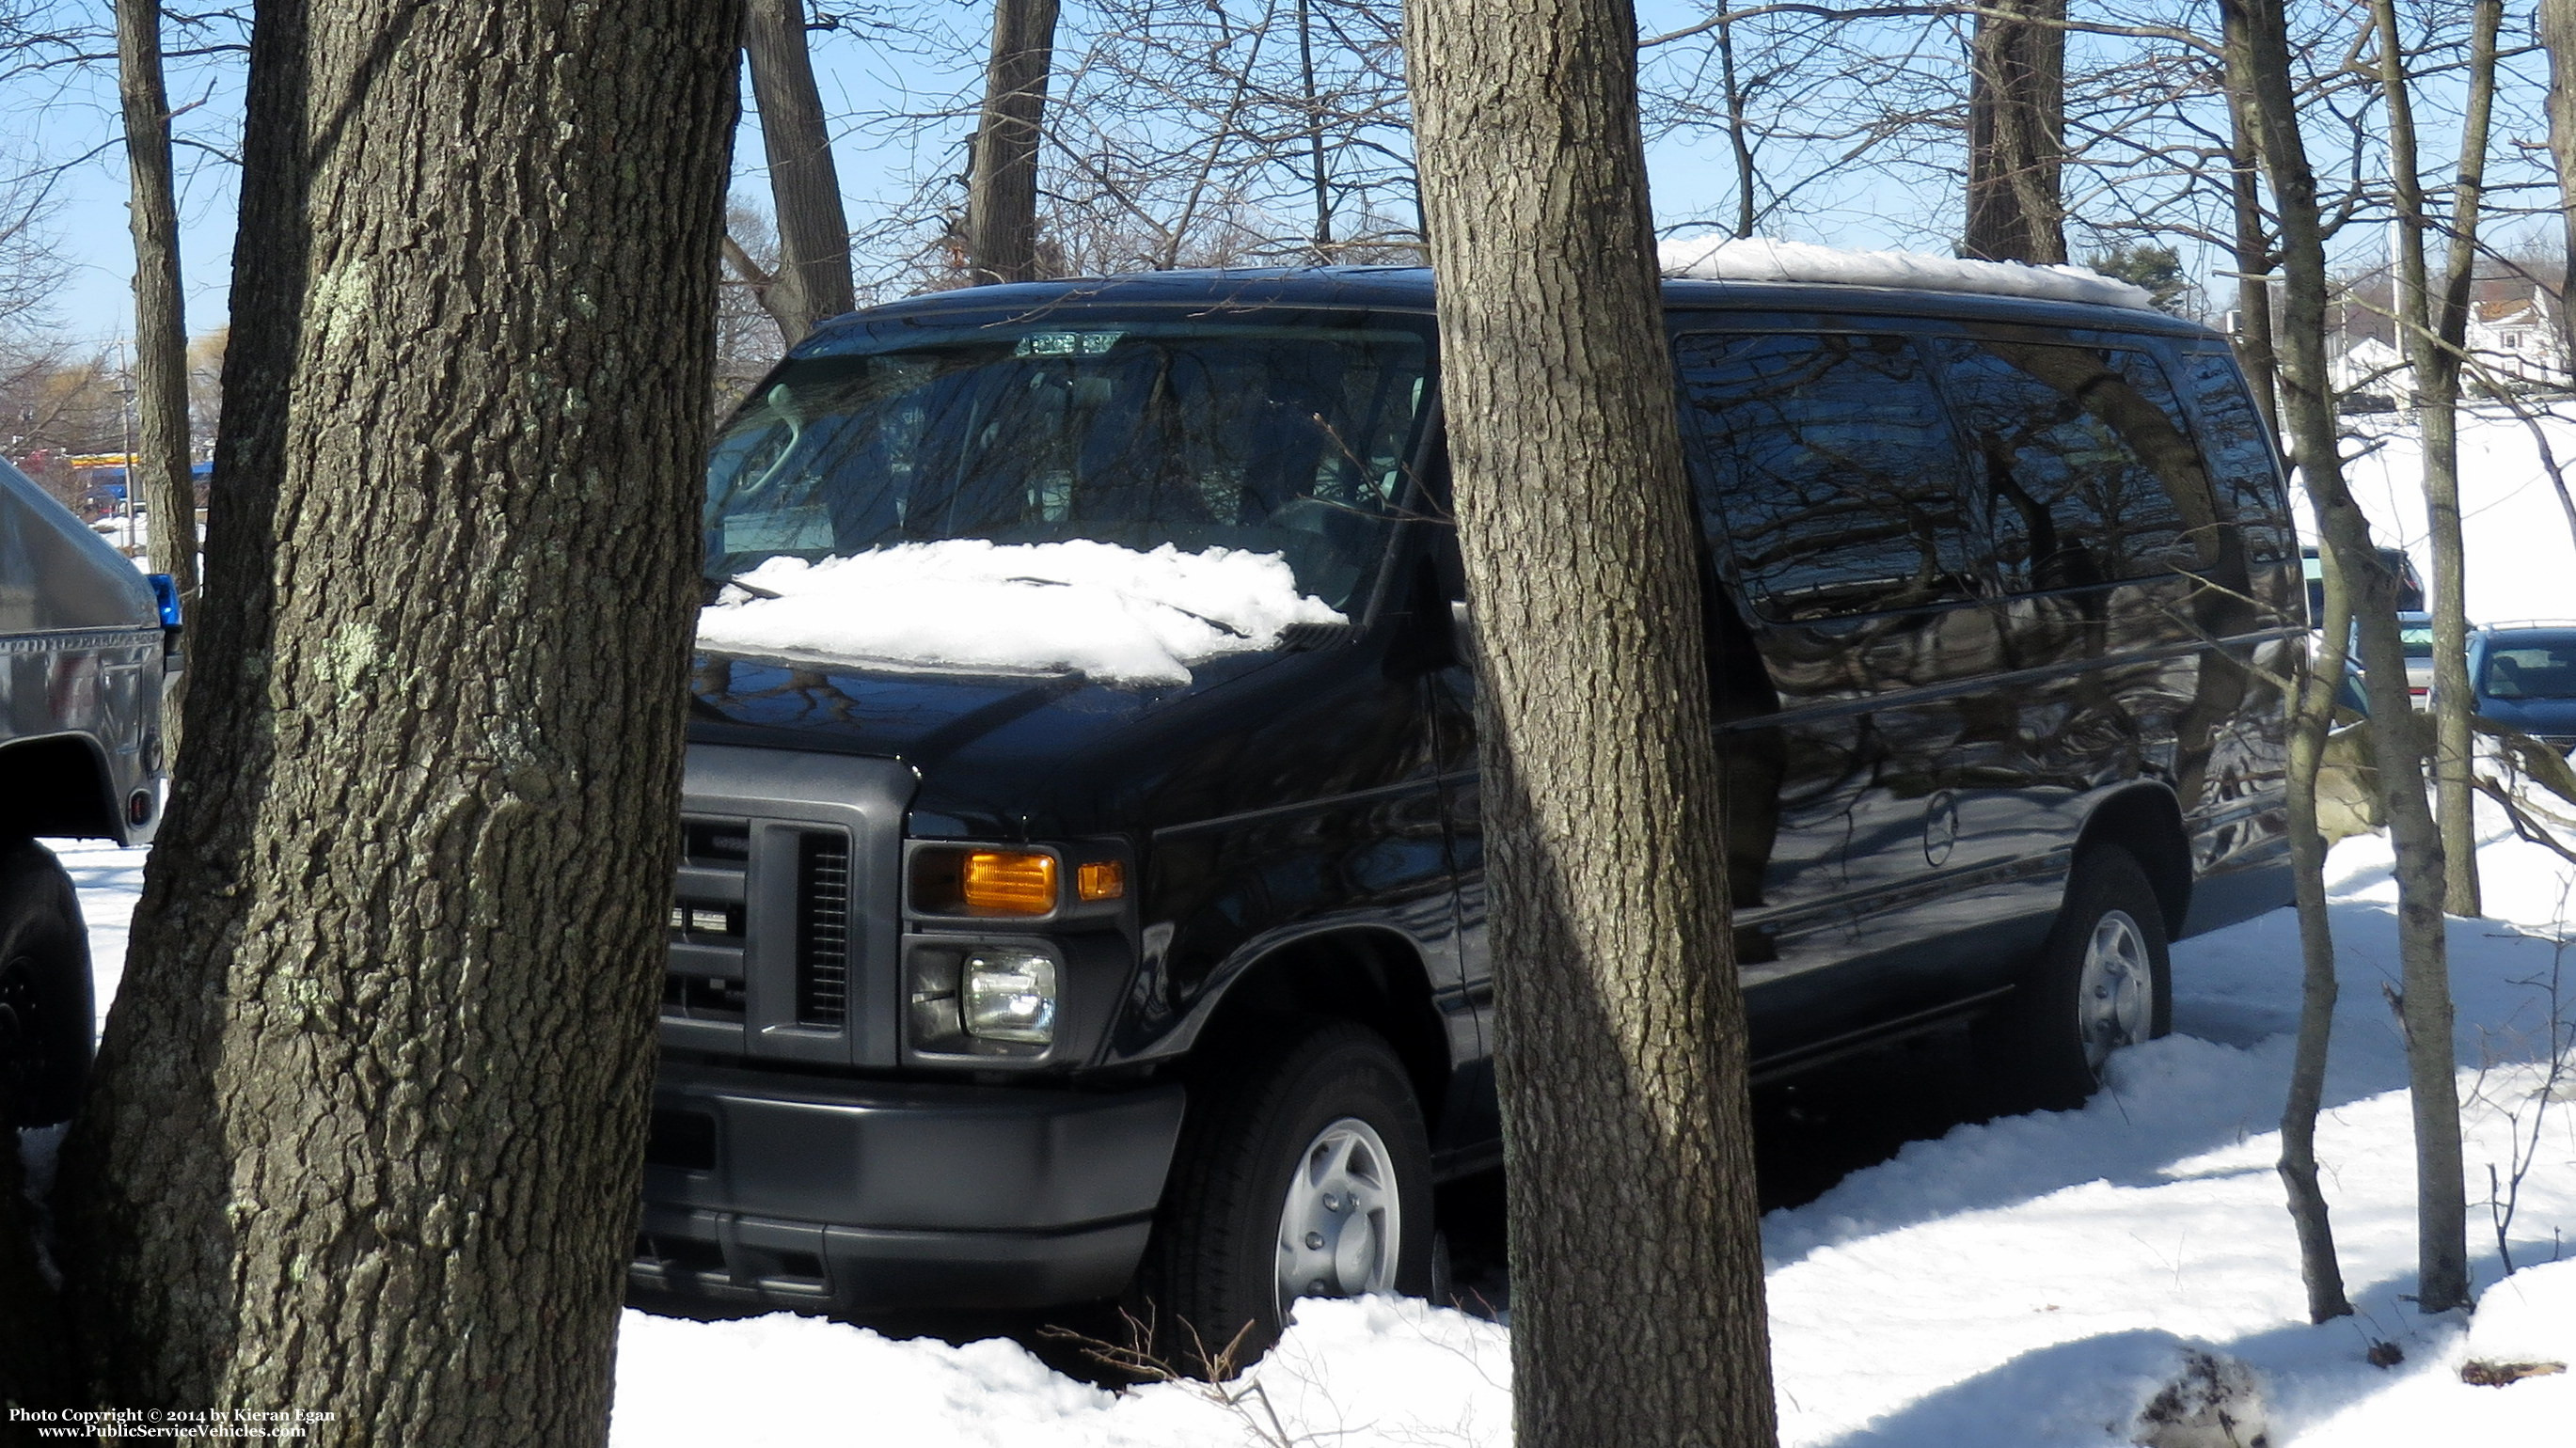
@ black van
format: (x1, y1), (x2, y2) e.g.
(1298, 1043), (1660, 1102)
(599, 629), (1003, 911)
(632, 267), (2299, 1351)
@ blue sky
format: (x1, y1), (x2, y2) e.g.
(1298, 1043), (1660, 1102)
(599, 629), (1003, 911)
(18, 2), (1957, 348)
(16, 2), (2532, 351)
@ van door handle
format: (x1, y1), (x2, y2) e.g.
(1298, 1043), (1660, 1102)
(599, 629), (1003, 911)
(1449, 600), (1477, 660)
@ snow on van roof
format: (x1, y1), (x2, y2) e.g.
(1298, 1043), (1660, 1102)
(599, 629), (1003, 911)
(1659, 235), (2157, 311)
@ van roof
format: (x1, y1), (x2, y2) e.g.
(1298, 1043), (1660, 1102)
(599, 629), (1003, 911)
(814, 266), (2220, 349)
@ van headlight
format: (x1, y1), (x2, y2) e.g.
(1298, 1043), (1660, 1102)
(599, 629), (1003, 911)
(963, 950), (1058, 1044)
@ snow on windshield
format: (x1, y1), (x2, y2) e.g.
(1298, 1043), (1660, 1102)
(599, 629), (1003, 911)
(696, 538), (1346, 686)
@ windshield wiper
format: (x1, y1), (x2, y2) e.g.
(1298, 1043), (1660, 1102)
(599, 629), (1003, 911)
(1003, 574), (1253, 638)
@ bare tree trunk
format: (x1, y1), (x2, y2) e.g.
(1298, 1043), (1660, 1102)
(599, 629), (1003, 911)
(2223, 87), (2279, 433)
(2281, 520), (2356, 1317)
(2223, 30), (2345, 1316)
(2375, 0), (2495, 921)
(2435, 0), (2497, 919)
(1964, 0), (2067, 263)
(1407, 0), (1775, 1443)
(2232, 0), (2471, 1317)
(1715, 0), (1757, 239)
(965, 0), (1063, 285)
(117, 0), (194, 759)
(743, 0), (856, 344)
(59, 0), (742, 1432)
(2542, 0), (2576, 368)
(1295, 0), (1333, 258)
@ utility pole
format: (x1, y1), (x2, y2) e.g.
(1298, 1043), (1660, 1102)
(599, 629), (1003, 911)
(117, 345), (137, 555)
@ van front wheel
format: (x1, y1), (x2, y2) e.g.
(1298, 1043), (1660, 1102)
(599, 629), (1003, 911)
(1998, 845), (2172, 1110)
(1143, 1022), (1431, 1371)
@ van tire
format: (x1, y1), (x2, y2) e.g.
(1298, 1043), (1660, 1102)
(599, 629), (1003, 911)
(1993, 845), (2171, 1110)
(1141, 1021), (1432, 1373)
(0, 842), (94, 1128)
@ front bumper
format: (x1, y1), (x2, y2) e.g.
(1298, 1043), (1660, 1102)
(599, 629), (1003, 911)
(630, 1060), (1187, 1314)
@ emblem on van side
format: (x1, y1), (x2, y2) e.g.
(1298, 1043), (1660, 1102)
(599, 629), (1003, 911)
(1924, 791), (1960, 867)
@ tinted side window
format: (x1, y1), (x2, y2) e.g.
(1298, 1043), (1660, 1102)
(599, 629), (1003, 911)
(2180, 351), (2295, 563)
(1934, 338), (2215, 592)
(1676, 332), (1985, 622)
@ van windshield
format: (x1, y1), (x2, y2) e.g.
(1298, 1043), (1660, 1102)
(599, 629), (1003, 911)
(703, 323), (1431, 611)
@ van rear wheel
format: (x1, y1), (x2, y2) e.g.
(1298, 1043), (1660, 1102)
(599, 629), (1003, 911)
(1993, 845), (2171, 1110)
(1142, 1022), (1431, 1372)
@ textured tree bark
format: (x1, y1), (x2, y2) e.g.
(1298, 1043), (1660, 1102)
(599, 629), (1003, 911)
(964, 0), (1062, 285)
(2374, 0), (2497, 921)
(58, 1), (742, 1436)
(2542, 0), (2576, 367)
(2225, 38), (2343, 1316)
(1406, 0), (1776, 1443)
(743, 0), (855, 344)
(2222, 87), (2278, 433)
(1963, 0), (2067, 264)
(2232, 0), (2471, 1316)
(117, 0), (195, 759)
(2281, 548), (2355, 1323)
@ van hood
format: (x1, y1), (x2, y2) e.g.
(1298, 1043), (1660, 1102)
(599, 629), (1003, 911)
(686, 651), (1254, 764)
(684, 636), (1436, 841)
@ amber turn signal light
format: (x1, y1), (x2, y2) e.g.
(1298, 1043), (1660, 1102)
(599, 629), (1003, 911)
(960, 850), (1058, 915)
(1077, 860), (1126, 902)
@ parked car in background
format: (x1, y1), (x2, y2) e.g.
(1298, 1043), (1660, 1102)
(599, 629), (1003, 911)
(0, 457), (177, 1125)
(2301, 543), (2426, 621)
(2395, 610), (2435, 707)
(2466, 623), (2576, 748)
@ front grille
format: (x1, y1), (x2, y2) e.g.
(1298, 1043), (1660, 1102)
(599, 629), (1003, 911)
(665, 815), (751, 1024)
(796, 831), (852, 1027)
(664, 753), (909, 1067)
(661, 971), (747, 1021)
(663, 819), (859, 1035)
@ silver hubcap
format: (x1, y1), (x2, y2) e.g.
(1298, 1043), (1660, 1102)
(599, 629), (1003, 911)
(2078, 909), (2152, 1073)
(1274, 1116), (1399, 1316)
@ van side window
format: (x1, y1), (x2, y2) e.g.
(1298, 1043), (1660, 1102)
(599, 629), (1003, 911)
(1933, 338), (2214, 591)
(2179, 352), (2295, 562)
(1675, 332), (1985, 622)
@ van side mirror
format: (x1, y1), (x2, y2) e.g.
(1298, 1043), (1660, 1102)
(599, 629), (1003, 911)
(146, 573), (183, 674)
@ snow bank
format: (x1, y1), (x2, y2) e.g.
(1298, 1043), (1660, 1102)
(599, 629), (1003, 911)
(1660, 235), (2157, 311)
(609, 1297), (1508, 1448)
(696, 540), (1346, 686)
(2466, 1259), (2576, 1371)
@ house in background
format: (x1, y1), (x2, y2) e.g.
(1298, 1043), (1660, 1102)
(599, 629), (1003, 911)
(2319, 261), (2572, 403)
(2464, 293), (2568, 389)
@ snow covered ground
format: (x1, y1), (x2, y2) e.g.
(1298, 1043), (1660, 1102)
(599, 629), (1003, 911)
(45, 814), (2574, 1447)
(32, 407), (2576, 1445)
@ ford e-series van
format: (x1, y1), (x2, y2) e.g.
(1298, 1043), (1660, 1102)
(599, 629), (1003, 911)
(630, 264), (2300, 1357)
